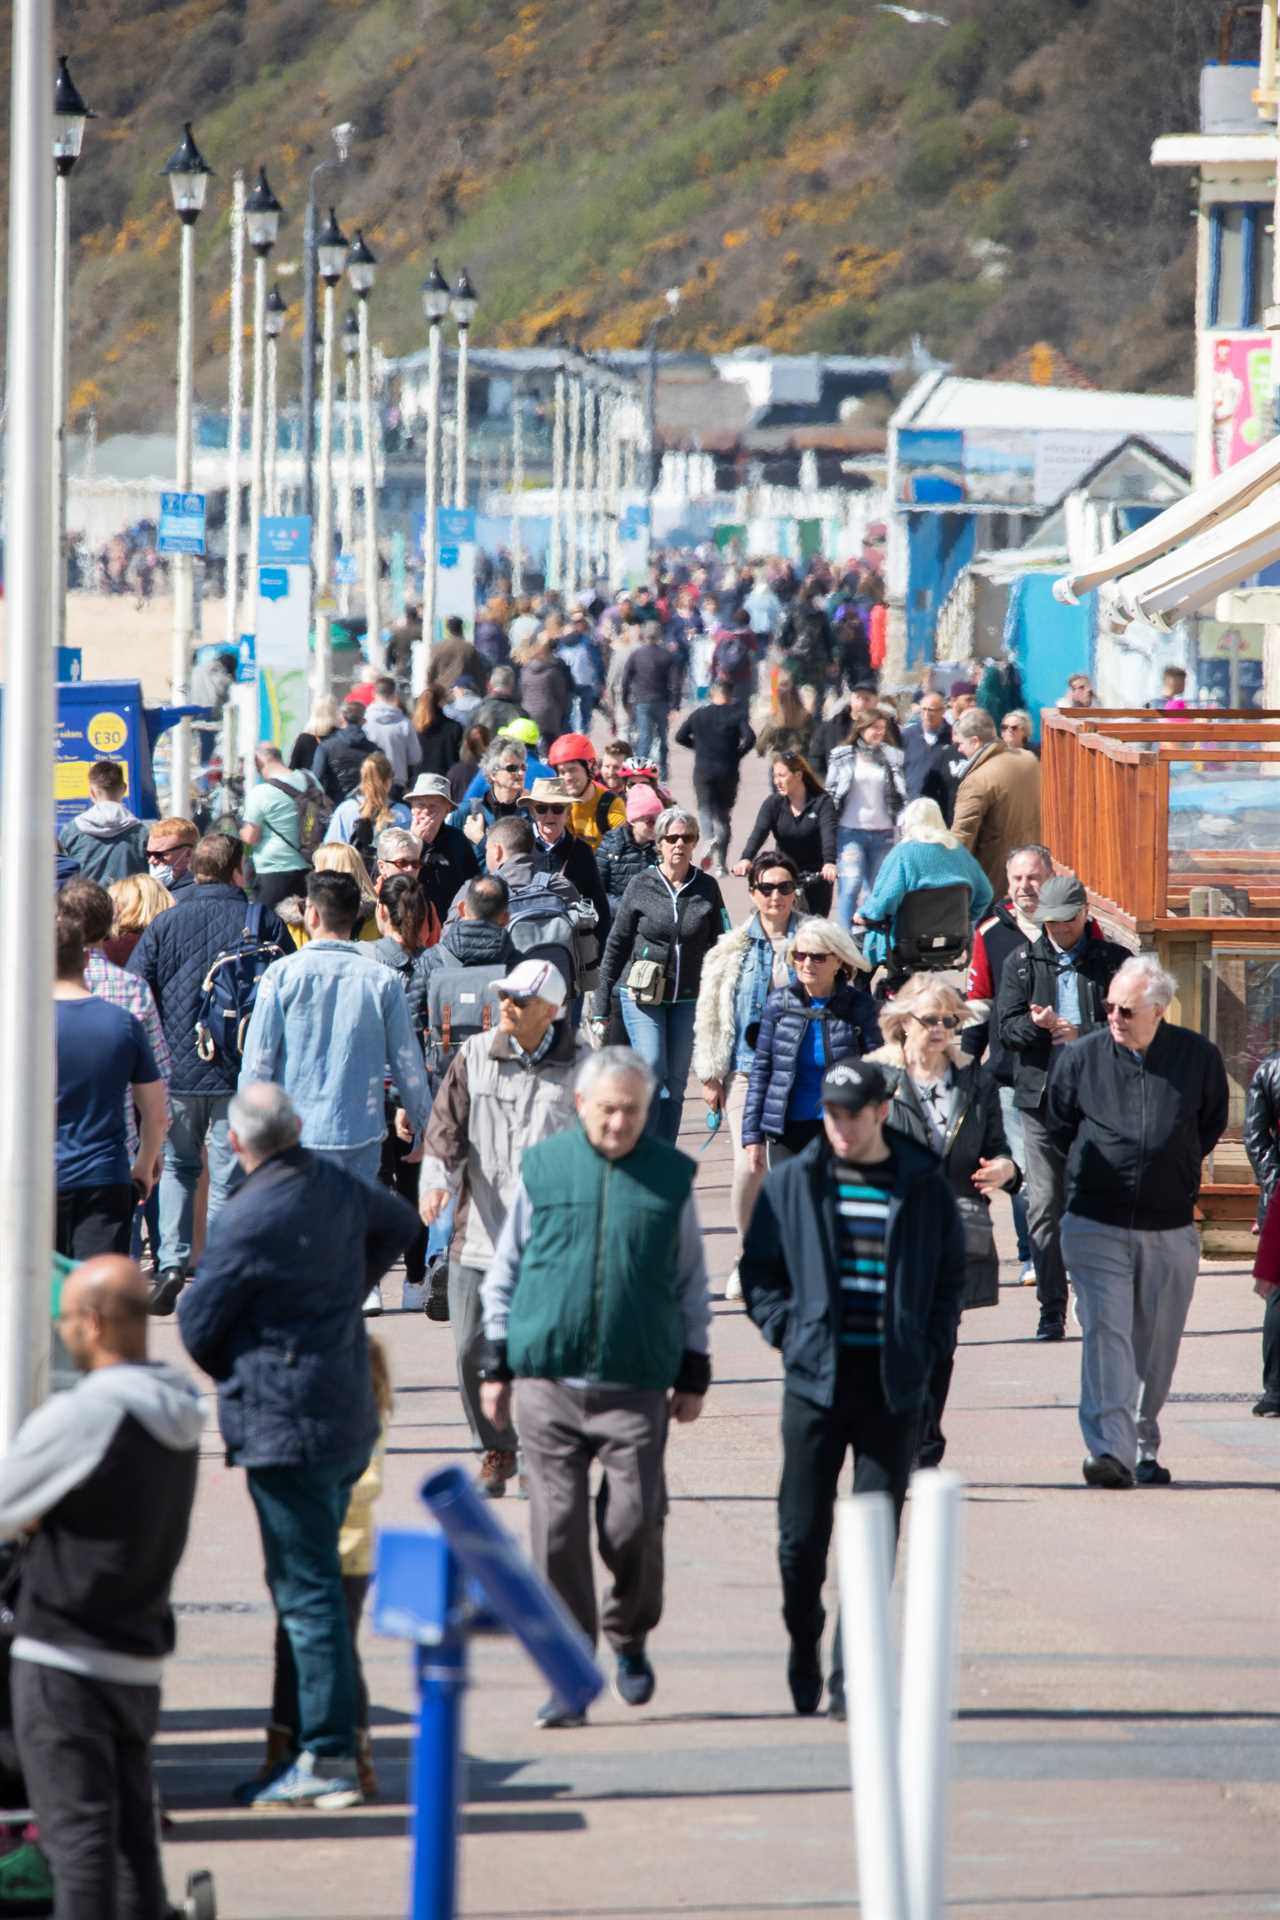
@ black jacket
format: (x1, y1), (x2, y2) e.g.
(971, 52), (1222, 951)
(127, 882), (290, 1095)
(673, 705), (756, 786)
(595, 867), (727, 1015)
(740, 1129), (965, 1414)
(1244, 1052), (1280, 1215)
(533, 827), (611, 942)
(881, 1057), (1019, 1198)
(739, 790), (837, 877)
(1044, 1022), (1230, 1231)
(418, 822), (480, 925)
(312, 722), (376, 802)
(742, 980), (881, 1143)
(620, 640), (682, 711)
(416, 715), (463, 776)
(901, 717), (954, 815)
(595, 822), (658, 909)
(997, 926), (1129, 1112)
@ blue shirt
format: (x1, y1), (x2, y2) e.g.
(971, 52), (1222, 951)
(57, 996), (160, 1189)
(1052, 934), (1089, 1029)
(788, 997), (829, 1123)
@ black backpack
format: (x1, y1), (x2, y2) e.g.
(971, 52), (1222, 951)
(504, 876), (585, 997)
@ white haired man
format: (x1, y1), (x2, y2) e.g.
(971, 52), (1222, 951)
(1045, 957), (1228, 1489)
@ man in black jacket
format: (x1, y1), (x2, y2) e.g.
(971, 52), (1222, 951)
(620, 625), (683, 782)
(741, 1060), (964, 1719)
(673, 678), (756, 875)
(900, 690), (953, 818)
(997, 874), (1129, 1342)
(0, 1254), (202, 1917)
(311, 701), (376, 803)
(1046, 956), (1228, 1489)
(404, 772), (479, 924)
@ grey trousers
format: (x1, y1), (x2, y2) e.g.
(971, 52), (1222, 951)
(448, 1263), (517, 1453)
(1021, 1106), (1068, 1317)
(1060, 1211), (1201, 1471)
(514, 1379), (669, 1655)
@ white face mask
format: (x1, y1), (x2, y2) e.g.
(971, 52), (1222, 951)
(149, 863), (175, 889)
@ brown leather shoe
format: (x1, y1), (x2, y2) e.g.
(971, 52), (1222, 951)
(476, 1449), (517, 1498)
(356, 1729), (378, 1800)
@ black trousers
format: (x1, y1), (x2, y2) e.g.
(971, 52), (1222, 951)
(253, 867), (310, 910)
(1263, 1288), (1280, 1403)
(12, 1659), (167, 1920)
(56, 1183), (134, 1262)
(777, 1351), (917, 1652)
(379, 1122), (427, 1286)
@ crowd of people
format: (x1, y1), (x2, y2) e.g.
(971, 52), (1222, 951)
(34, 546), (1256, 1909)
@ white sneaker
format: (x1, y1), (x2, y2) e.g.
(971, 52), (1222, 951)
(362, 1284), (383, 1317)
(401, 1279), (427, 1313)
(724, 1265), (743, 1302)
(1069, 1286), (1080, 1330)
(1019, 1261), (1036, 1286)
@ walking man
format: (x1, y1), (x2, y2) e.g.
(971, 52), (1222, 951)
(674, 677), (757, 876)
(1046, 957), (1228, 1488)
(57, 759), (151, 882)
(479, 1049), (711, 1724)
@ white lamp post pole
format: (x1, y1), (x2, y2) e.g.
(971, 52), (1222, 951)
(223, 169), (245, 650)
(264, 285), (286, 515)
(549, 362), (566, 591)
(566, 364), (582, 597)
(339, 308), (358, 616)
(51, 56), (93, 661)
(347, 230), (382, 667)
(451, 268), (478, 511)
(511, 376), (525, 596)
(313, 207), (348, 697)
(419, 258), (449, 687)
(243, 166), (282, 636)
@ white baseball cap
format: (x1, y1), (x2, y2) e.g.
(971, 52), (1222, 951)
(494, 957), (568, 1012)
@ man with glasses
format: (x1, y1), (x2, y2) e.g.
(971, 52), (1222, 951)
(404, 773), (478, 926)
(1046, 957), (1228, 1489)
(997, 874), (1128, 1343)
(144, 817), (198, 894)
(526, 777), (612, 942)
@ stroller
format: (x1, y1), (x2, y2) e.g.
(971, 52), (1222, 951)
(860, 881), (973, 1003)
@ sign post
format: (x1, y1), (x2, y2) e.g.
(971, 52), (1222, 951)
(254, 514), (312, 754)
(432, 506), (477, 640)
(158, 490), (207, 557)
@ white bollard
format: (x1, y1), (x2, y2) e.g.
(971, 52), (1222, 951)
(899, 1469), (963, 1920)
(836, 1494), (908, 1920)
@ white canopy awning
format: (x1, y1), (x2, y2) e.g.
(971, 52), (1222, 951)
(1054, 430), (1280, 616)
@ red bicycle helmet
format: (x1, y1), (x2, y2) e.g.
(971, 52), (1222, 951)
(547, 732), (596, 768)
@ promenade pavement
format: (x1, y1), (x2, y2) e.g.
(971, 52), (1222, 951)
(140, 691), (1280, 1918)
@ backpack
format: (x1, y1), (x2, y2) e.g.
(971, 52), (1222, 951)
(195, 904), (287, 1071)
(504, 877), (588, 996)
(424, 962), (509, 1079)
(266, 773), (332, 863)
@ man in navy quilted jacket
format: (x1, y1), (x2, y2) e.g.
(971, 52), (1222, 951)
(128, 833), (290, 1315)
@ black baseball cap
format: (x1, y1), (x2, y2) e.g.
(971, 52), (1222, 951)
(821, 1060), (888, 1114)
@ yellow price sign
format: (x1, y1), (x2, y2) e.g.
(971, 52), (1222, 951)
(86, 710), (129, 754)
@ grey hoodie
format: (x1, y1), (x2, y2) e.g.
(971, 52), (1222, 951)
(362, 700), (422, 789)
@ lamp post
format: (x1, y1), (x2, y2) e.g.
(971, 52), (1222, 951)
(510, 375), (525, 597)
(339, 306), (359, 616)
(162, 121), (213, 819)
(263, 284), (287, 514)
(566, 358), (582, 596)
(300, 121), (355, 526)
(643, 285), (680, 500)
(311, 207), (348, 695)
(451, 268), (477, 509)
(244, 165), (282, 633)
(224, 169), (245, 649)
(549, 359), (566, 591)
(51, 54), (93, 659)
(417, 257), (450, 692)
(347, 229), (382, 666)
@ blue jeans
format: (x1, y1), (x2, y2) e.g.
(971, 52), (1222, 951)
(619, 994), (697, 1146)
(308, 1140), (383, 1185)
(158, 1092), (238, 1272)
(999, 1084), (1032, 1264)
(836, 826), (896, 928)
(632, 701), (671, 782)
(246, 1450), (370, 1760)
(572, 690), (597, 733)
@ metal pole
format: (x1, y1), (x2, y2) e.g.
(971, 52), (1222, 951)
(51, 168), (69, 657)
(247, 250), (267, 634)
(606, 386), (623, 584)
(899, 1471), (962, 1920)
(837, 1495), (909, 1920)
(339, 347), (356, 617)
(549, 364), (566, 591)
(566, 369), (582, 597)
(580, 378), (597, 592)
(223, 170), (245, 649)
(170, 218), (196, 817)
(301, 188), (317, 525)
(358, 298), (382, 666)
(418, 315), (442, 686)
(510, 376), (525, 596)
(0, 0), (54, 1442)
(644, 324), (659, 496)
(265, 331), (279, 516)
(314, 280), (336, 695)
(454, 325), (470, 509)
(408, 1570), (466, 1920)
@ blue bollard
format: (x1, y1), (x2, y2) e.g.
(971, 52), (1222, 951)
(409, 1554), (464, 1920)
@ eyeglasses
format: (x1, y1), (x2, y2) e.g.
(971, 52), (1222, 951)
(912, 1012), (961, 1030)
(794, 950), (836, 966)
(532, 804), (568, 817)
(1103, 1002), (1137, 1020)
(663, 832), (697, 844)
(383, 856), (420, 872)
(494, 763), (524, 776)
(754, 881), (796, 896)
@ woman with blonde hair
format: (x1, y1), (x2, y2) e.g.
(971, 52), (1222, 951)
(324, 750), (409, 858)
(279, 841), (382, 947)
(999, 709), (1036, 755)
(867, 972), (1017, 1463)
(855, 796), (993, 970)
(104, 871), (174, 966)
(290, 692), (342, 773)
(754, 667), (813, 761)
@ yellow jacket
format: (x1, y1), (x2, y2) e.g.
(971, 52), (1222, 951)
(339, 1425), (387, 1577)
(568, 784), (624, 850)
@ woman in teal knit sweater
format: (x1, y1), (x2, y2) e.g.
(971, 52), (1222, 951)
(855, 797), (993, 968)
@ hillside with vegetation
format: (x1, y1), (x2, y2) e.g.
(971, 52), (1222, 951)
(20, 0), (1218, 427)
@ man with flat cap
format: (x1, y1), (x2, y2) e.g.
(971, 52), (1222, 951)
(740, 1059), (964, 1721)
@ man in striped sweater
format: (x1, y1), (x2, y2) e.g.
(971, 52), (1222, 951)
(740, 1059), (965, 1720)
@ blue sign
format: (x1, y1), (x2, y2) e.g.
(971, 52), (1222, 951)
(618, 503), (651, 540)
(158, 491), (206, 556)
(334, 551), (358, 585)
(259, 566), (290, 604)
(436, 506), (476, 545)
(236, 634), (257, 682)
(259, 515), (311, 564)
(55, 648), (83, 683)
(438, 544), (459, 570)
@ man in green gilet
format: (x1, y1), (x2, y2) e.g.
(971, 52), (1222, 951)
(480, 1047), (712, 1728)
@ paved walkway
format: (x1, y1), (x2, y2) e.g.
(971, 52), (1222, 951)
(150, 717), (1280, 1919)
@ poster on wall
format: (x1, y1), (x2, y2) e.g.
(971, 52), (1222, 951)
(255, 515), (312, 755)
(1209, 334), (1272, 475)
(1195, 616), (1264, 710)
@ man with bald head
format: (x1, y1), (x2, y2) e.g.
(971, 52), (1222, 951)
(0, 1254), (202, 1917)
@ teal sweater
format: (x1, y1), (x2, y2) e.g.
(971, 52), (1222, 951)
(859, 840), (993, 967)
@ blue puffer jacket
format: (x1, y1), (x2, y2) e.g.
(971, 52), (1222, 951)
(178, 1147), (418, 1468)
(127, 882), (291, 1096)
(742, 978), (881, 1144)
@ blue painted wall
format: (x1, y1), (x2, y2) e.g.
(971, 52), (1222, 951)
(905, 511), (977, 665)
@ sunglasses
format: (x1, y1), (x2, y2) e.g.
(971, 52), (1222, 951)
(754, 881), (796, 896)
(663, 832), (697, 844)
(1103, 1002), (1137, 1020)
(794, 950), (836, 965)
(494, 763), (525, 776)
(912, 1012), (961, 1030)
(147, 848), (182, 862)
(498, 990), (534, 1009)
(532, 804), (568, 816)
(383, 856), (420, 872)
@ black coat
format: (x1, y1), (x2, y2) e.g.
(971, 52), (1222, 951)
(739, 789), (837, 878)
(1044, 1022), (1229, 1232)
(901, 718), (954, 816)
(620, 641), (683, 710)
(595, 866), (727, 1015)
(312, 723), (376, 803)
(742, 980), (881, 1143)
(596, 822), (658, 909)
(997, 927), (1130, 1112)
(740, 1128), (965, 1414)
(416, 715), (463, 777)
(673, 705), (756, 786)
(418, 823), (480, 925)
(1244, 1052), (1280, 1219)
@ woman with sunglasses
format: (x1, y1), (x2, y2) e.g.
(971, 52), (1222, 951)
(592, 806), (729, 1145)
(447, 739), (530, 850)
(741, 918), (880, 1169)
(733, 750), (837, 915)
(694, 853), (808, 1294)
(867, 975), (1018, 1464)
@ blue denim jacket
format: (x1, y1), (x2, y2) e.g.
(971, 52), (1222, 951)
(733, 914), (794, 1075)
(239, 939), (430, 1151)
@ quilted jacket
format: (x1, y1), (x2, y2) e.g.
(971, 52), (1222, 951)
(126, 883), (290, 1096)
(741, 979), (881, 1144)
(595, 822), (658, 911)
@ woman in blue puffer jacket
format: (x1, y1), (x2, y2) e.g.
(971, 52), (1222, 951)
(741, 917), (880, 1169)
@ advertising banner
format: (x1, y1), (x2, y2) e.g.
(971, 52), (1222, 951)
(255, 515), (312, 754)
(158, 491), (206, 556)
(1208, 333), (1272, 476)
(433, 506), (477, 635)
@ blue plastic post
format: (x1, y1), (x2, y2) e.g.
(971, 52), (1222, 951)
(408, 1546), (465, 1920)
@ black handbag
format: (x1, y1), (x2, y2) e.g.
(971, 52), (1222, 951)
(954, 1191), (999, 1309)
